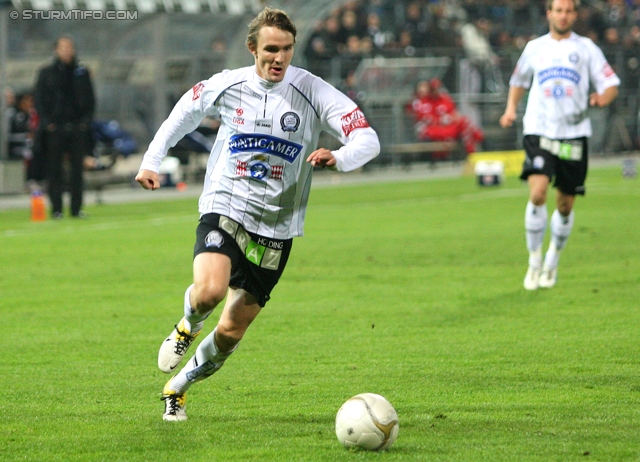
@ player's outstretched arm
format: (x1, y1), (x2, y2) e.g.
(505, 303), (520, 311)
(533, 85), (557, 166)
(135, 169), (161, 190)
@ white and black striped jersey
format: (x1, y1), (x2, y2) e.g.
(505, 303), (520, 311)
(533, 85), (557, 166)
(509, 32), (620, 139)
(140, 65), (380, 239)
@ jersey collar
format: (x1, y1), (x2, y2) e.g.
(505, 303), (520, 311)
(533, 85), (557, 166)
(252, 67), (292, 91)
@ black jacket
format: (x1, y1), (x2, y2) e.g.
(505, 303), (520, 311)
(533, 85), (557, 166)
(34, 58), (95, 127)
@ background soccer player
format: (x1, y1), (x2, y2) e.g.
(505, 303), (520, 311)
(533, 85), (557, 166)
(499, 0), (619, 290)
(135, 7), (380, 421)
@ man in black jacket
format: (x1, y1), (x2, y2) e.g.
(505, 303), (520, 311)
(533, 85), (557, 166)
(35, 35), (95, 218)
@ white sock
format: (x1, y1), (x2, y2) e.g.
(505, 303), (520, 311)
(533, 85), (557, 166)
(544, 209), (574, 269)
(170, 327), (238, 393)
(525, 201), (547, 267)
(182, 284), (206, 335)
(528, 248), (542, 269)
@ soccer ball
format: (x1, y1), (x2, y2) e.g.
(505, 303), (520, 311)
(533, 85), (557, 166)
(335, 393), (399, 451)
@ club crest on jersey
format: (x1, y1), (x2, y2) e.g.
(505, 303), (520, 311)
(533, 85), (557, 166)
(235, 159), (283, 181)
(192, 82), (204, 101)
(341, 107), (370, 137)
(247, 160), (272, 181)
(280, 112), (300, 132)
(205, 230), (224, 248)
(229, 134), (303, 163)
(552, 85), (565, 99)
(568, 52), (579, 64)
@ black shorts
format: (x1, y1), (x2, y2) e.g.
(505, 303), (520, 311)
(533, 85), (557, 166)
(521, 135), (588, 196)
(194, 213), (293, 307)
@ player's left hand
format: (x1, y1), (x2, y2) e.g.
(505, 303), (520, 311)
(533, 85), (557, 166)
(307, 148), (336, 168)
(589, 92), (608, 107)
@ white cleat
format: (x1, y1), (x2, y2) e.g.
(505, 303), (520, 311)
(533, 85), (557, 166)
(158, 318), (200, 373)
(162, 377), (187, 421)
(524, 266), (541, 290)
(538, 266), (558, 288)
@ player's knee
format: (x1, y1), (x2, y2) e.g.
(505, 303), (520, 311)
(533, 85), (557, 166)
(530, 191), (546, 206)
(557, 203), (573, 216)
(192, 282), (226, 313)
(215, 324), (244, 349)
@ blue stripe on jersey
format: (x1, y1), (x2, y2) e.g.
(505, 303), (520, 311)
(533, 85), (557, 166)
(229, 134), (303, 163)
(289, 84), (320, 119)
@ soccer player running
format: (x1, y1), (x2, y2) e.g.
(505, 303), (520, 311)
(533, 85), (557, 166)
(499, 0), (619, 290)
(136, 8), (380, 421)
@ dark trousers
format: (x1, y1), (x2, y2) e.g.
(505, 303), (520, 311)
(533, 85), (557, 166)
(45, 123), (88, 216)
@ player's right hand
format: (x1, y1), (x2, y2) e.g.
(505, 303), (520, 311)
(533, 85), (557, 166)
(499, 111), (516, 128)
(135, 169), (160, 190)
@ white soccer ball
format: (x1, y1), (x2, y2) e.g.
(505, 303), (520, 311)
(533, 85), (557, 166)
(335, 393), (399, 451)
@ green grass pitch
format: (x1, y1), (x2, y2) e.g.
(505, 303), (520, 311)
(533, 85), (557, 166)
(0, 166), (638, 461)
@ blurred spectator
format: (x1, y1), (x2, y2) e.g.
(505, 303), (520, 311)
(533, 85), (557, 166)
(438, 0), (468, 25)
(4, 87), (15, 161)
(426, 4), (458, 50)
(602, 27), (624, 83)
(621, 25), (640, 91)
(365, 11), (395, 53)
(366, 0), (394, 21)
(304, 20), (336, 80)
(8, 92), (44, 185)
(339, 35), (369, 78)
(4, 87), (16, 137)
(337, 9), (365, 47)
(574, 4), (595, 37)
(323, 15), (342, 49)
(585, 4), (608, 42)
(8, 92), (36, 160)
(460, 17), (496, 64)
(201, 35), (228, 77)
(487, 0), (509, 24)
(406, 78), (484, 155)
(338, 70), (364, 103)
(459, 16), (503, 100)
(623, 23), (640, 49)
(345, 34), (364, 54)
(390, 29), (417, 57)
(604, 0), (629, 28)
(399, 2), (430, 48)
(462, 0), (487, 22)
(511, 0), (535, 36)
(631, 0), (640, 26)
(603, 26), (621, 49)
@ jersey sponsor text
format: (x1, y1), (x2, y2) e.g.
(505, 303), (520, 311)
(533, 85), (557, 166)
(341, 108), (370, 136)
(538, 67), (580, 85)
(192, 82), (204, 101)
(229, 134), (303, 162)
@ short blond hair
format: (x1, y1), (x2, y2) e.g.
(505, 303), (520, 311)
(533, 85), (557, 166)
(246, 7), (297, 49)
